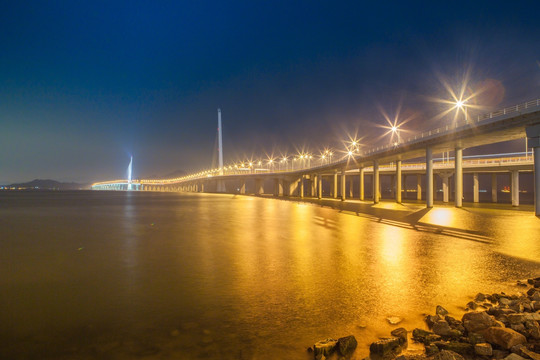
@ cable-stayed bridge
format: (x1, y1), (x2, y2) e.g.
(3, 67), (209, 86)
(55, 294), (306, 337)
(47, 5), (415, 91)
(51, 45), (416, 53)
(93, 99), (540, 215)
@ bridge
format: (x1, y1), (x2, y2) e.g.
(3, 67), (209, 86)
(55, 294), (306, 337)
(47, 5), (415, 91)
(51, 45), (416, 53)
(93, 99), (540, 215)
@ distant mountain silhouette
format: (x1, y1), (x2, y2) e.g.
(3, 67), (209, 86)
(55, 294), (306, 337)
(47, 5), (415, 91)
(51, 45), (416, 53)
(2, 179), (90, 190)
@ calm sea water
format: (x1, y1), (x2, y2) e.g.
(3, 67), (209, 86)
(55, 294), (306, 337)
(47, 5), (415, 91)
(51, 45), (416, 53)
(1, 191), (539, 359)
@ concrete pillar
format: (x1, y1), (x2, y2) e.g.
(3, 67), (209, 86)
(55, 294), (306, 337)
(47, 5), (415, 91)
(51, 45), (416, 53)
(416, 174), (422, 201)
(333, 170), (338, 199)
(373, 160), (380, 204)
(534, 147), (540, 215)
(402, 175), (407, 200)
(441, 174), (450, 203)
(349, 177), (353, 198)
(340, 168), (346, 201)
(288, 179), (298, 197)
(473, 173), (479, 203)
(317, 174), (322, 199)
(491, 174), (498, 203)
(511, 171), (519, 207)
(396, 160), (402, 203)
(311, 175), (316, 197)
(426, 147), (433, 208)
(525, 124), (540, 215)
(455, 148), (463, 208)
(200, 182), (205, 193)
(359, 168), (365, 201)
(240, 180), (246, 195)
(255, 179), (264, 195)
(300, 176), (304, 198)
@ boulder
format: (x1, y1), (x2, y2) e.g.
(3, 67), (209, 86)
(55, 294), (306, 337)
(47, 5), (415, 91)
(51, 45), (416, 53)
(313, 338), (337, 357)
(468, 332), (486, 344)
(461, 311), (497, 333)
(475, 293), (487, 302)
(436, 305), (449, 316)
(504, 354), (527, 360)
(433, 350), (464, 360)
(387, 316), (403, 325)
(521, 348), (540, 360)
(467, 301), (478, 310)
(337, 335), (357, 357)
(475, 343), (493, 356)
(370, 337), (401, 357)
(493, 350), (511, 359)
(391, 328), (408, 345)
(508, 314), (526, 324)
(426, 315), (442, 328)
(483, 327), (527, 350)
(426, 344), (440, 356)
(412, 329), (434, 343)
(523, 313), (540, 321)
(433, 321), (453, 337)
(433, 341), (473, 355)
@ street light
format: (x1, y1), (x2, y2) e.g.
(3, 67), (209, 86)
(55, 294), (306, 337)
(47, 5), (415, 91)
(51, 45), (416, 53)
(455, 99), (468, 123)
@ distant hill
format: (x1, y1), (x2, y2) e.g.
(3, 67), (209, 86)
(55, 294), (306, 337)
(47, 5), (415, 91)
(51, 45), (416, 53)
(1, 179), (90, 190)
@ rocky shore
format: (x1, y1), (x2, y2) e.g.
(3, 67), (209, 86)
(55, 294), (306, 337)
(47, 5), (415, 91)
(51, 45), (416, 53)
(309, 277), (540, 360)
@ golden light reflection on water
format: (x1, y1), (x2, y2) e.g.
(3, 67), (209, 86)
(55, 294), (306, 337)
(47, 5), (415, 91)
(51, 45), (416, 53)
(1, 192), (539, 360)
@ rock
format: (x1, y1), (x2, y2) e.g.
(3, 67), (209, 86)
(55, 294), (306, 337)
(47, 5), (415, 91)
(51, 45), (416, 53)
(525, 320), (540, 339)
(521, 348), (540, 360)
(426, 344), (440, 355)
(494, 350), (511, 359)
(511, 344), (526, 356)
(527, 288), (537, 296)
(426, 315), (442, 328)
(483, 327), (527, 350)
(313, 339), (337, 357)
(433, 350), (464, 360)
(488, 308), (517, 317)
(475, 293), (487, 302)
(517, 280), (529, 287)
(433, 341), (473, 355)
(387, 316), (403, 325)
(523, 313), (540, 321)
(391, 328), (408, 345)
(412, 329), (435, 343)
(508, 314), (526, 324)
(425, 334), (443, 344)
(433, 321), (453, 337)
(461, 311), (497, 333)
(315, 354), (326, 360)
(510, 324), (526, 334)
(475, 343), (493, 356)
(436, 305), (449, 316)
(500, 298), (512, 306)
(337, 335), (357, 357)
(504, 354), (527, 360)
(370, 337), (401, 357)
(467, 301), (478, 310)
(468, 332), (486, 344)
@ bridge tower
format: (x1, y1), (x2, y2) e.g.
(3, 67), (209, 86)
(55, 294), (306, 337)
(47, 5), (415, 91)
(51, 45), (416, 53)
(217, 108), (226, 192)
(127, 156), (133, 191)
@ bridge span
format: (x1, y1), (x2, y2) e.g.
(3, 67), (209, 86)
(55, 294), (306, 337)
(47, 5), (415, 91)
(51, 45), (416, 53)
(93, 99), (540, 215)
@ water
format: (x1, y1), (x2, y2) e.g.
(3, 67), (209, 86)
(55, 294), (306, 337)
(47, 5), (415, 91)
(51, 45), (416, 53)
(1, 191), (539, 359)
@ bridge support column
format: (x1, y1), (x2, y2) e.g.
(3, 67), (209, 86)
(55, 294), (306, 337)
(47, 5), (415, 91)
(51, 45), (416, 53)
(200, 182), (205, 193)
(311, 175), (316, 197)
(359, 168), (365, 201)
(426, 147), (433, 208)
(373, 160), (380, 204)
(491, 174), (498, 203)
(217, 180), (225, 193)
(349, 177), (353, 198)
(525, 124), (540, 215)
(403, 175), (407, 200)
(318, 174), (323, 199)
(473, 173), (479, 203)
(300, 176), (304, 198)
(255, 179), (264, 195)
(440, 173), (450, 203)
(289, 179), (299, 197)
(455, 148), (463, 208)
(333, 170), (338, 199)
(340, 168), (346, 201)
(240, 180), (246, 195)
(416, 174), (422, 201)
(511, 171), (519, 207)
(396, 160), (402, 203)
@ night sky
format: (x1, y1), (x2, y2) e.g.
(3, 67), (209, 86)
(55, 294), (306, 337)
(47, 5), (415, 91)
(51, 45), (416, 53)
(1, 1), (539, 183)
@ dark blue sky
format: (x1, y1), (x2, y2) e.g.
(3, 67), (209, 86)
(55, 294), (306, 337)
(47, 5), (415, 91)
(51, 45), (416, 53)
(1, 1), (539, 183)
